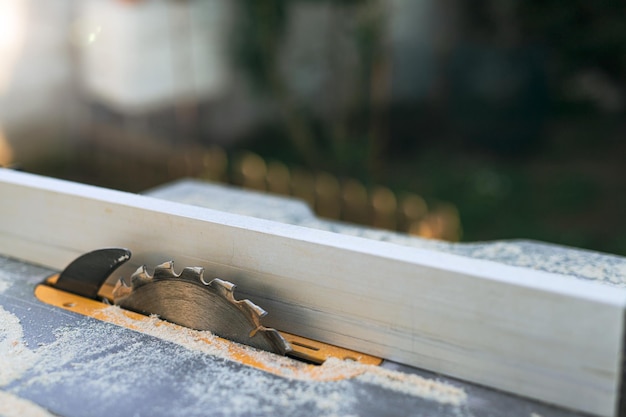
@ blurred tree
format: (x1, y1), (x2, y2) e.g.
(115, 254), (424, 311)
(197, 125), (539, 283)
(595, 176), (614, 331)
(235, 0), (390, 179)
(519, 1), (626, 113)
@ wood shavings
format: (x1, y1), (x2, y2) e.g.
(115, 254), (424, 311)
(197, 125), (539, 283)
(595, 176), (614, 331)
(98, 306), (311, 377)
(0, 391), (55, 417)
(0, 261), (465, 414)
(0, 306), (36, 386)
(98, 305), (466, 406)
(17, 320), (361, 417)
(341, 360), (466, 406)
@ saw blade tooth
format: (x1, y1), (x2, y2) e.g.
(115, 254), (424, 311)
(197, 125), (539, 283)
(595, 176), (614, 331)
(264, 329), (293, 355)
(112, 277), (132, 299)
(153, 261), (177, 279)
(130, 265), (152, 288)
(248, 327), (261, 338)
(208, 278), (236, 300)
(180, 266), (205, 283)
(240, 299), (267, 319)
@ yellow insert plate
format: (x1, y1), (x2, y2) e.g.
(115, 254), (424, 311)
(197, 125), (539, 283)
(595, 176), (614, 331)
(36, 275), (382, 380)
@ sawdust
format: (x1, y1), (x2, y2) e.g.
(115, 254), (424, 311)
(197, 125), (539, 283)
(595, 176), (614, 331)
(0, 306), (36, 387)
(19, 321), (362, 417)
(0, 264), (13, 295)
(0, 391), (55, 417)
(98, 305), (312, 377)
(456, 241), (626, 286)
(0, 265), (465, 414)
(354, 364), (466, 405)
(97, 305), (466, 406)
(0, 278), (49, 417)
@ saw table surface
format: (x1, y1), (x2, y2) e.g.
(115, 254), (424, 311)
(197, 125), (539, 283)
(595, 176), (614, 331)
(0, 256), (582, 417)
(2, 178), (618, 416)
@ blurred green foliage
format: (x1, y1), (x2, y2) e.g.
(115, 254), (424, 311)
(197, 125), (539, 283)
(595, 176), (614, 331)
(231, 0), (626, 254)
(520, 1), (626, 81)
(236, 0), (388, 178)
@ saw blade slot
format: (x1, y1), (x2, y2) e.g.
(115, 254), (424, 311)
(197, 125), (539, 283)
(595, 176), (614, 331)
(37, 274), (382, 378)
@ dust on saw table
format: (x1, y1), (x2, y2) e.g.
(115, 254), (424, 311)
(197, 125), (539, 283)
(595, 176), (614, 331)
(1, 253), (584, 417)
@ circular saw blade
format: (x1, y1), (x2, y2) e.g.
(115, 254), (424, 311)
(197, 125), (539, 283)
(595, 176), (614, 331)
(112, 261), (291, 355)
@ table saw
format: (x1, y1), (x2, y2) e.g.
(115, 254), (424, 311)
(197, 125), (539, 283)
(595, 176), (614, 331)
(1, 168), (626, 417)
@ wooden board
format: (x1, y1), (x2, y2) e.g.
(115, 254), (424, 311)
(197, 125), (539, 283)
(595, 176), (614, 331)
(0, 168), (625, 417)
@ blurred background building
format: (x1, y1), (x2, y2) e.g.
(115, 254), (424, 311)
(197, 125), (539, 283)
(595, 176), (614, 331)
(0, 0), (624, 254)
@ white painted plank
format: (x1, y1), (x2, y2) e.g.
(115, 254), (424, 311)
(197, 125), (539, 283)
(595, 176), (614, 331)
(0, 168), (624, 417)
